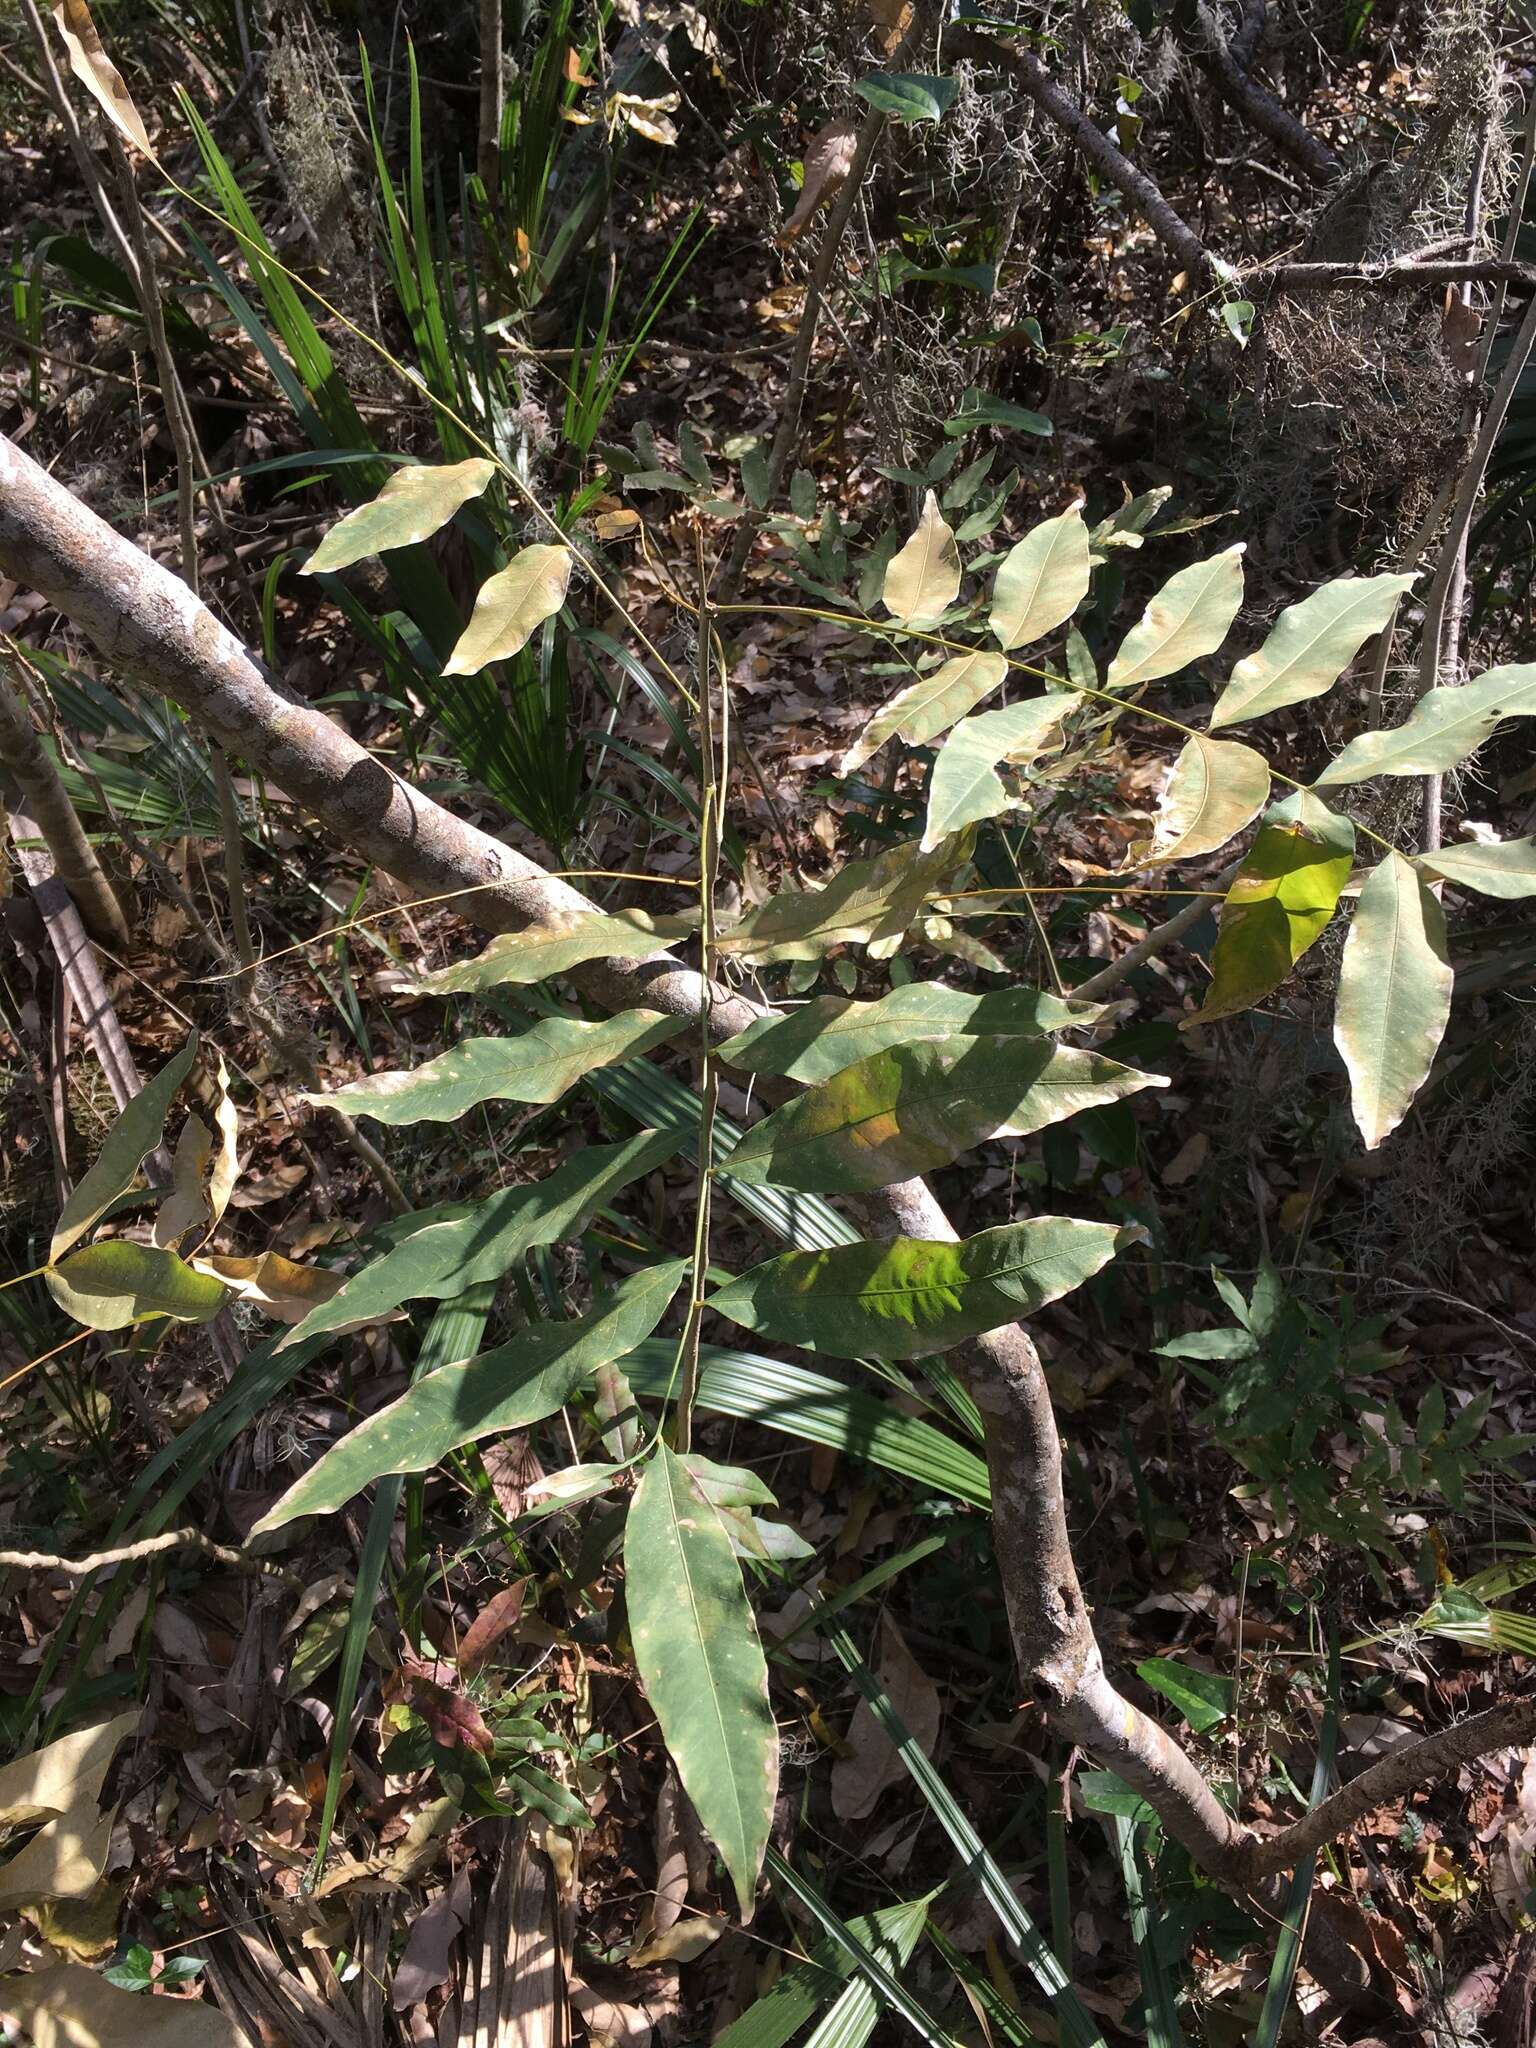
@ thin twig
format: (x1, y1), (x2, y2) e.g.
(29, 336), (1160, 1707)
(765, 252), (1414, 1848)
(0, 1527), (304, 1591)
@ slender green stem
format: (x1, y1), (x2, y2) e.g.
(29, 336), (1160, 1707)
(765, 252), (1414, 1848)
(713, 600), (1400, 858)
(671, 520), (722, 1454)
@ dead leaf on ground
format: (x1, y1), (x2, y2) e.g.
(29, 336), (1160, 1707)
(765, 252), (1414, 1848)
(830, 1615), (940, 1822)
(391, 1864), (474, 2010)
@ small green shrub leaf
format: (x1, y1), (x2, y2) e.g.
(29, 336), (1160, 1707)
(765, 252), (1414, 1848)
(1140, 735), (1270, 865)
(1315, 662), (1536, 783)
(1334, 851), (1452, 1149)
(47, 1241), (231, 1330)
(1135, 1657), (1234, 1734)
(276, 1128), (679, 1350)
(1106, 544), (1245, 690)
(626, 1444), (777, 1918)
(1418, 835), (1536, 898)
(709, 1219), (1130, 1359)
(725, 1040), (1163, 1192)
(301, 459), (496, 575)
(922, 693), (1081, 848)
(413, 910), (695, 995)
(989, 507), (1092, 651)
(852, 72), (959, 123)
(719, 983), (1108, 1083)
(715, 836), (963, 964)
(1188, 791), (1354, 1027)
(840, 650), (1007, 773)
(1210, 572), (1417, 728)
(254, 1260), (687, 1531)
(303, 1013), (686, 1124)
(882, 491), (960, 628)
(444, 543), (574, 675)
(51, 1035), (199, 1262)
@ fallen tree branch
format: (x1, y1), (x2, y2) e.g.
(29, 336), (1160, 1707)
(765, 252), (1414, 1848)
(949, 28), (1216, 283)
(0, 652), (129, 947)
(1196, 0), (1340, 186)
(1241, 1693), (1536, 1882)
(0, 1527), (304, 1591)
(1244, 255), (1536, 295)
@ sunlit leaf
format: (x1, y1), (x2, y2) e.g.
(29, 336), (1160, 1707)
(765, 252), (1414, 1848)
(444, 544), (574, 675)
(276, 1128), (679, 1351)
(1210, 572), (1416, 728)
(1188, 791), (1354, 1027)
(839, 650), (1007, 774)
(301, 459), (496, 575)
(0, 1713), (139, 1830)
(882, 491), (960, 628)
(1138, 736), (1269, 866)
(1135, 1658), (1233, 1734)
(51, 1035), (198, 1262)
(206, 1051), (239, 1237)
(989, 508), (1092, 651)
(1418, 835), (1536, 898)
(1334, 851), (1452, 1149)
(193, 1250), (352, 1325)
(852, 72), (959, 123)
(1, 1961), (242, 2045)
(719, 983), (1108, 1084)
(302, 1013), (685, 1124)
(715, 836), (963, 964)
(47, 1241), (231, 1331)
(922, 693), (1080, 849)
(50, 0), (156, 161)
(1315, 662), (1536, 784)
(254, 1261), (686, 1530)
(726, 1040), (1163, 1192)
(627, 1444), (777, 1918)
(413, 910), (695, 995)
(1106, 545), (1245, 690)
(709, 1219), (1130, 1359)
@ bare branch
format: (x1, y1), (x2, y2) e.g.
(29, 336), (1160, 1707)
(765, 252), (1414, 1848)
(1246, 256), (1536, 295)
(1196, 0), (1341, 186)
(1241, 1694), (1536, 1882)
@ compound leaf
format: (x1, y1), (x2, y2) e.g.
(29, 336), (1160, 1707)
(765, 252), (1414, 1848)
(989, 507), (1091, 651)
(1106, 545), (1245, 691)
(1315, 662), (1536, 784)
(413, 910), (695, 996)
(302, 459), (496, 575)
(1211, 572), (1416, 728)
(1139, 735), (1269, 865)
(445, 543), (574, 675)
(840, 650), (1006, 774)
(922, 693), (1080, 849)
(882, 491), (960, 628)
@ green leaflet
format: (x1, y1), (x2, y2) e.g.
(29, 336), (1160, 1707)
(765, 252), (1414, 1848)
(1138, 735), (1269, 866)
(1210, 572), (1417, 728)
(51, 1036), (198, 1262)
(709, 1218), (1130, 1359)
(922, 693), (1081, 849)
(275, 1127), (679, 1351)
(1334, 851), (1452, 1149)
(302, 1013), (686, 1124)
(626, 1444), (778, 1918)
(413, 910), (695, 995)
(444, 543), (574, 675)
(1315, 662), (1536, 784)
(1135, 1657), (1233, 1734)
(1418, 835), (1536, 898)
(989, 506), (1092, 651)
(253, 1261), (686, 1530)
(46, 1241), (230, 1331)
(882, 490), (960, 627)
(622, 1342), (991, 1505)
(301, 459), (496, 575)
(839, 650), (1007, 774)
(719, 983), (1108, 1084)
(725, 1040), (1163, 1192)
(1188, 791), (1354, 1028)
(852, 72), (958, 123)
(715, 836), (964, 964)
(1106, 545), (1245, 691)
(713, 1898), (933, 2048)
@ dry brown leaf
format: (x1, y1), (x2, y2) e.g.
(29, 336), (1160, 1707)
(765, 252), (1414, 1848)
(457, 1580), (529, 1677)
(391, 1865), (473, 2010)
(777, 118), (859, 246)
(626, 1913), (725, 1967)
(49, 0), (157, 162)
(830, 1616), (940, 1822)
(1, 1962), (242, 2046)
(192, 1250), (347, 1324)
